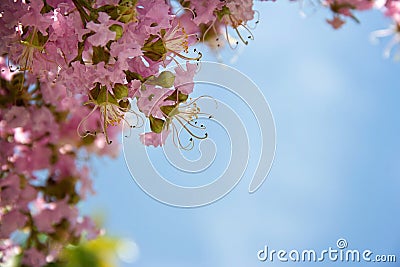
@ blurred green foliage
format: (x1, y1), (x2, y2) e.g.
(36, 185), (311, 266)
(47, 236), (121, 267)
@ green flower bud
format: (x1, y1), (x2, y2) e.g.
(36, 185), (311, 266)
(149, 115), (165, 133)
(109, 24), (124, 40)
(113, 83), (128, 99)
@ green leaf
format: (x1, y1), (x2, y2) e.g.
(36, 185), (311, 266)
(146, 71), (175, 88)
(142, 37), (166, 61)
(124, 70), (144, 82)
(142, 51), (163, 62)
(89, 84), (101, 99)
(92, 46), (110, 64)
(160, 29), (166, 37)
(117, 0), (138, 23)
(165, 89), (188, 102)
(8, 73), (25, 91)
(149, 115), (165, 133)
(180, 0), (191, 8)
(44, 176), (77, 200)
(216, 5), (231, 21)
(97, 5), (119, 20)
(96, 87), (118, 105)
(40, 1), (54, 14)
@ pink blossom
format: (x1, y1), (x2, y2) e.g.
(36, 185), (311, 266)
(174, 62), (197, 95)
(30, 44), (64, 77)
(70, 11), (91, 42)
(30, 107), (59, 142)
(190, 1), (222, 25)
(40, 74), (68, 108)
(176, 13), (200, 46)
(48, 9), (80, 64)
(93, 62), (126, 90)
(86, 12), (117, 47)
(128, 57), (161, 77)
(128, 80), (142, 98)
(50, 154), (78, 178)
(22, 248), (47, 267)
(31, 107), (55, 132)
(110, 25), (143, 70)
(326, 0), (374, 17)
(34, 199), (78, 233)
(17, 184), (37, 209)
(94, 0), (119, 7)
(0, 57), (15, 81)
(0, 210), (27, 239)
(60, 61), (96, 95)
(136, 84), (174, 118)
(140, 129), (170, 147)
(14, 145), (52, 172)
(136, 0), (172, 34)
(75, 216), (100, 240)
(4, 106), (30, 128)
(0, 174), (20, 206)
(224, 0), (255, 27)
(46, 0), (74, 8)
(385, 1), (400, 23)
(78, 166), (95, 199)
(0, 0), (27, 31)
(20, 0), (53, 36)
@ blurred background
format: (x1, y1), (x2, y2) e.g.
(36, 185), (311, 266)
(82, 1), (400, 266)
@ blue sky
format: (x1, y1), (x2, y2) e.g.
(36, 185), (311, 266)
(83, 1), (400, 266)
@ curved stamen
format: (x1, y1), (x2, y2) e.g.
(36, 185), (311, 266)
(178, 111), (213, 118)
(247, 10), (260, 30)
(123, 107), (145, 138)
(179, 95), (218, 109)
(370, 27), (396, 44)
(175, 116), (208, 140)
(170, 50), (202, 61)
(240, 23), (255, 41)
(161, 20), (202, 62)
(174, 7), (196, 19)
(77, 105), (99, 138)
(231, 23), (248, 45)
(384, 34), (400, 58)
(225, 24), (239, 50)
(184, 119), (206, 129)
(202, 20), (219, 45)
(171, 121), (194, 150)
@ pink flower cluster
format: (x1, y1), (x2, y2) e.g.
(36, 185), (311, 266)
(0, 59), (113, 265)
(321, 0), (400, 56)
(0, 0), (257, 265)
(323, 0), (398, 30)
(2, 0), (399, 265)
